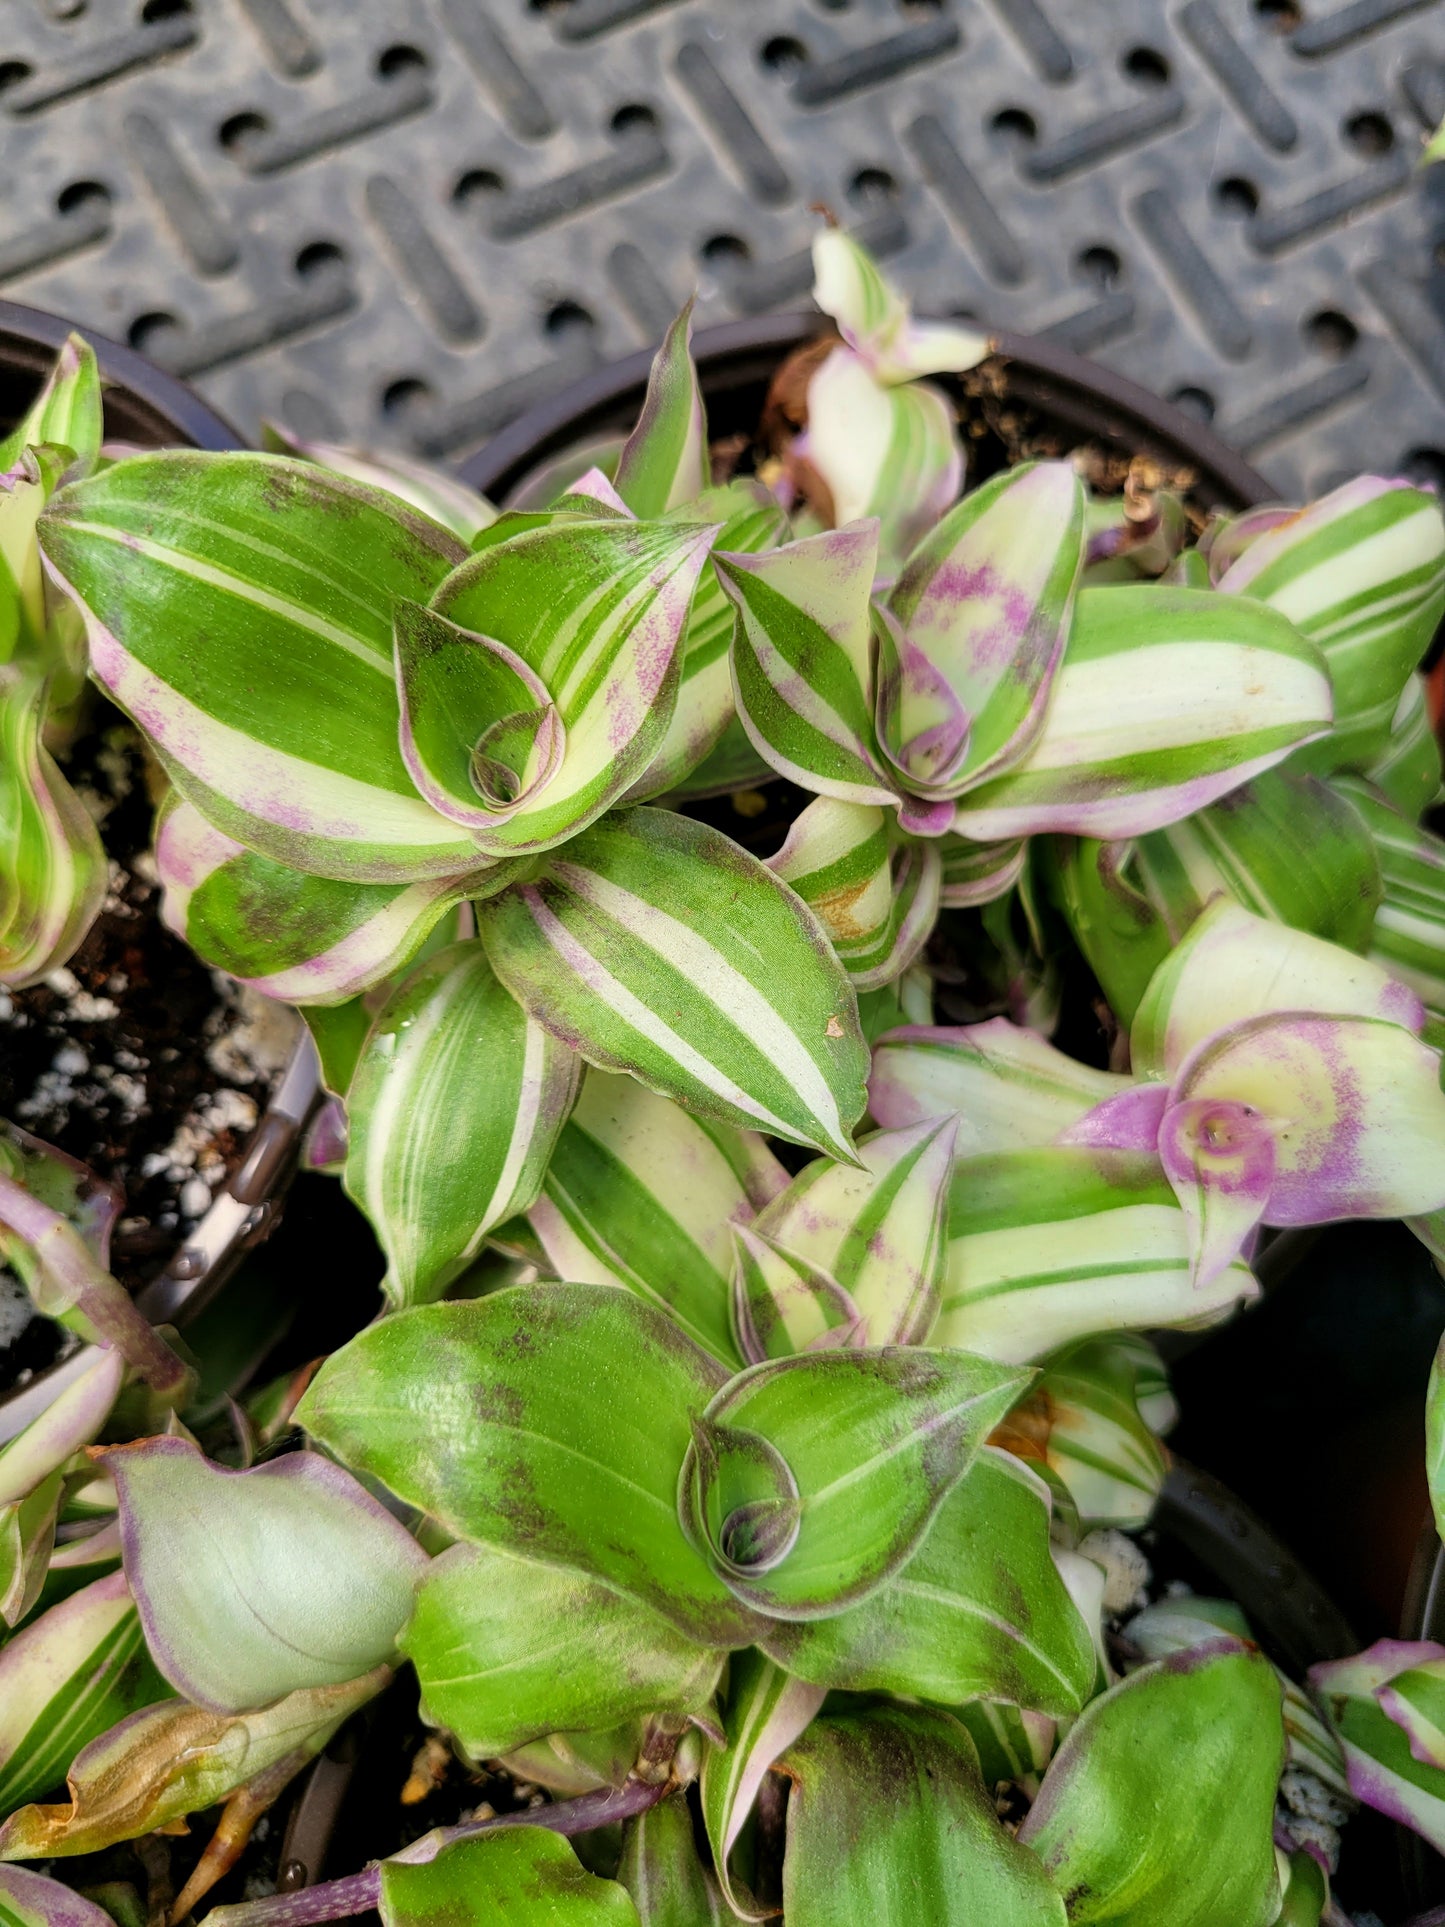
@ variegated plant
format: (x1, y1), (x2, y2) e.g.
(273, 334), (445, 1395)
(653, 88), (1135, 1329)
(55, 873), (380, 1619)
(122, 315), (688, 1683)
(12, 229), (1445, 1927)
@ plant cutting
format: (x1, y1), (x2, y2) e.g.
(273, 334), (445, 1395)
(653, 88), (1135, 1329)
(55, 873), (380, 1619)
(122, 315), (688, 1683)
(3, 231), (1445, 1925)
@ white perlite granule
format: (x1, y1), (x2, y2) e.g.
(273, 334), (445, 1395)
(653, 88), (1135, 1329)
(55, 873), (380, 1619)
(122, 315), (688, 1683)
(1078, 1528), (1152, 1616)
(207, 980), (298, 1086)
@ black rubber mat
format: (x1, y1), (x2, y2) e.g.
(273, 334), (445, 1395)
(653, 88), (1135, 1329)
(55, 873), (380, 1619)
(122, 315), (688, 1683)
(3, 0), (1445, 497)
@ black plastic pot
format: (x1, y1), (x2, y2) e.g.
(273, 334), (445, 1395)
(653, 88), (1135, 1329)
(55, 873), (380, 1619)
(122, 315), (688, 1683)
(458, 313), (1275, 515)
(0, 304), (321, 1445)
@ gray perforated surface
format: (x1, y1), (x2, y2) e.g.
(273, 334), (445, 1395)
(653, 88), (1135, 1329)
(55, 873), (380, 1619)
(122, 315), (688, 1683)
(3, 0), (1445, 496)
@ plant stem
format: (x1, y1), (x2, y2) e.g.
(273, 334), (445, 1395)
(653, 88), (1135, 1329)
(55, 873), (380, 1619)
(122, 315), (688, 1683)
(201, 1780), (669, 1927)
(0, 1171), (188, 1394)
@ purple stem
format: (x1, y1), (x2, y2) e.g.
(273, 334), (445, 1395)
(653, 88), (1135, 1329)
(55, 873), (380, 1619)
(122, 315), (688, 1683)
(204, 1780), (668, 1927)
(0, 1171), (188, 1394)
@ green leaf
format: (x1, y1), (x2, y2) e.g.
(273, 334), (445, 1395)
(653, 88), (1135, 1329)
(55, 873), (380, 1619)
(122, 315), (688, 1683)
(715, 524), (896, 808)
(106, 1437), (427, 1714)
(953, 585), (1333, 842)
(1010, 1336), (1173, 1531)
(297, 1283), (761, 1647)
(1040, 837), (1170, 1032)
(1341, 776), (1445, 1047)
(0, 662), (106, 988)
(1312, 1641), (1445, 1848)
(260, 424), (496, 545)
(613, 303), (709, 520)
(736, 1119), (955, 1355)
(345, 940), (580, 1308)
(1364, 672), (1442, 818)
(0, 446), (72, 667)
(868, 1018), (1128, 1155)
(40, 452), (479, 882)
(767, 797), (941, 990)
(0, 1668), (386, 1858)
(0, 1866), (116, 1927)
(1018, 1644), (1284, 1926)
(940, 1147), (1260, 1362)
(477, 808), (869, 1163)
(427, 518), (718, 855)
(400, 1541), (723, 1760)
(760, 1445), (1095, 1716)
(812, 230), (991, 384)
(0, 338), (100, 482)
(699, 1650), (826, 1921)
(778, 1705), (1067, 1927)
(618, 1791), (725, 1927)
(1, 1473), (63, 1628)
(0, 1572), (173, 1815)
(379, 1828), (641, 1927)
(679, 1345), (1031, 1618)
(156, 796), (498, 1007)
(1129, 896), (1421, 1082)
(527, 1068), (785, 1367)
(0, 1343), (122, 1510)
(1218, 476), (1445, 774)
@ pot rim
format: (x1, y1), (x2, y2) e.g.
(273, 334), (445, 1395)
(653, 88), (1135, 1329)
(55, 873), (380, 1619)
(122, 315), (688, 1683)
(457, 312), (1275, 515)
(0, 306), (315, 1446)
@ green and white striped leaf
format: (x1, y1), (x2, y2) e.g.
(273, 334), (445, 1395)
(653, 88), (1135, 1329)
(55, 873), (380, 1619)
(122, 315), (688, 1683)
(760, 1445), (1095, 1717)
(345, 939), (580, 1308)
(954, 1701), (1057, 1793)
(800, 347), (963, 571)
(0, 662), (105, 988)
(777, 1704), (1066, 1927)
(699, 1650), (826, 1922)
(40, 453), (481, 882)
(1052, 768), (1383, 1031)
(1011, 1336), (1173, 1530)
(1217, 477), (1445, 774)
(1311, 1641), (1445, 1851)
(734, 1118), (955, 1357)
(812, 229), (991, 383)
(156, 796), (495, 1007)
(938, 831), (1027, 907)
(1339, 777), (1445, 1047)
(0, 446), (72, 668)
(716, 522), (895, 807)
(1130, 897), (1424, 1081)
(427, 517), (718, 855)
(0, 1345), (122, 1511)
(613, 302), (709, 519)
(868, 1018), (1129, 1154)
(0, 1668), (386, 1859)
(880, 462), (1085, 799)
(0, 336), (100, 479)
(951, 585), (1333, 842)
(938, 1146), (1260, 1363)
(628, 483), (789, 802)
(260, 423), (497, 545)
(476, 807), (869, 1162)
(767, 797), (941, 989)
(526, 1068), (786, 1367)
(1365, 672), (1443, 818)
(1, 1473), (63, 1628)
(400, 1541), (723, 1761)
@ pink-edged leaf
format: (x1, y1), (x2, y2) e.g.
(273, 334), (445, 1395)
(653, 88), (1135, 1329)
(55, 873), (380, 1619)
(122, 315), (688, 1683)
(394, 600), (565, 829)
(613, 300), (709, 518)
(881, 461), (1086, 798)
(716, 522), (898, 806)
(1175, 1011), (1445, 1226)
(107, 1436), (426, 1714)
(0, 1345), (123, 1509)
(0, 1865), (117, 1927)
(1157, 1097), (1278, 1287)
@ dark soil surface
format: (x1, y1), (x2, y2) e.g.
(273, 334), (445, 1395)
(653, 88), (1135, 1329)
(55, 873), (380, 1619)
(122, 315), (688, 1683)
(0, 706), (296, 1392)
